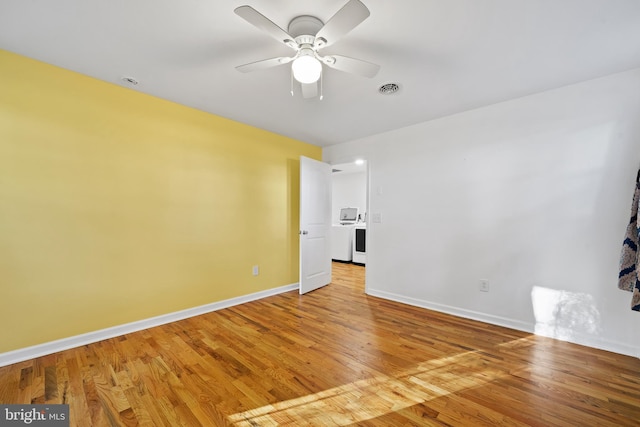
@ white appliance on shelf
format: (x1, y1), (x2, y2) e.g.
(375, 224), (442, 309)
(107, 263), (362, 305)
(353, 224), (366, 265)
(339, 207), (358, 225)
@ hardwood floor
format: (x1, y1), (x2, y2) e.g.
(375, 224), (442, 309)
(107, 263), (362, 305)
(1, 261), (639, 426)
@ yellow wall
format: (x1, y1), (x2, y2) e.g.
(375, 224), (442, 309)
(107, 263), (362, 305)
(0, 50), (321, 353)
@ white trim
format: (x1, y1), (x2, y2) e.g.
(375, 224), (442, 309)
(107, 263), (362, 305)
(0, 283), (299, 367)
(366, 289), (640, 359)
(367, 289), (533, 332)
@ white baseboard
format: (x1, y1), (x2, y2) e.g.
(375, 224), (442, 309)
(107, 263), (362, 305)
(367, 289), (533, 333)
(366, 288), (640, 359)
(5, 283), (635, 367)
(0, 283), (299, 367)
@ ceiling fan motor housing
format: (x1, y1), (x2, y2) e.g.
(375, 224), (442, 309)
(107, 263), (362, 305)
(288, 15), (323, 40)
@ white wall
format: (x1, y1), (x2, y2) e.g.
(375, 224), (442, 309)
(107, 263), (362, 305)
(324, 68), (640, 357)
(332, 171), (367, 224)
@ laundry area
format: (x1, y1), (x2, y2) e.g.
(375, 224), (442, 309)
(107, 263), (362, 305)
(331, 161), (367, 265)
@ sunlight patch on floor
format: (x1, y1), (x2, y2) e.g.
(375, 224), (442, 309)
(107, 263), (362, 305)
(228, 348), (510, 426)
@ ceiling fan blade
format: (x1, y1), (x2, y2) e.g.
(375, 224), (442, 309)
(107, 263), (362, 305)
(234, 6), (298, 49)
(236, 56), (294, 73)
(314, 0), (370, 49)
(300, 82), (319, 99)
(322, 55), (380, 78)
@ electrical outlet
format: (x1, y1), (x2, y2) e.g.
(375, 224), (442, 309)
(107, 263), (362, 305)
(479, 279), (490, 292)
(252, 265), (259, 276)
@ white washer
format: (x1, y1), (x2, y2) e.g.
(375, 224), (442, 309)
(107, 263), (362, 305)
(331, 225), (354, 261)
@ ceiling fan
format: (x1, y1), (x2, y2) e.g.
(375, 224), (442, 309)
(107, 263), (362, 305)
(234, 0), (380, 99)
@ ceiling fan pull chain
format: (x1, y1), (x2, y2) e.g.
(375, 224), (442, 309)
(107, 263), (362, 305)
(290, 67), (294, 96)
(320, 71), (324, 101)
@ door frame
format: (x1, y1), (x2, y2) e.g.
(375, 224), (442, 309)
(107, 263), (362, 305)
(317, 157), (370, 294)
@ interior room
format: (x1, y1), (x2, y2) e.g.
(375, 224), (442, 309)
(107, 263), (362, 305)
(331, 160), (367, 267)
(2, 0), (640, 425)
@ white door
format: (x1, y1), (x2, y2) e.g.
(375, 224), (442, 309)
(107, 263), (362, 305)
(299, 156), (332, 294)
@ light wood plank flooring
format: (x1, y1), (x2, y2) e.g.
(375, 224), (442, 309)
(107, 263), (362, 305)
(1, 262), (639, 426)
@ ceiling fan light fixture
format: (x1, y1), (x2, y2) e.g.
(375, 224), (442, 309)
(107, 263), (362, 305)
(292, 54), (322, 84)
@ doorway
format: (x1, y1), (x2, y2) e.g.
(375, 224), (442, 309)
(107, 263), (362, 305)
(330, 160), (368, 289)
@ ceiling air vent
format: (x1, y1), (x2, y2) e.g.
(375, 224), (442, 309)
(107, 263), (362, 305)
(378, 83), (400, 95)
(121, 76), (139, 86)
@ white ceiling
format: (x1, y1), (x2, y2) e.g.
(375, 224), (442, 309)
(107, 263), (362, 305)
(2, 0), (640, 147)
